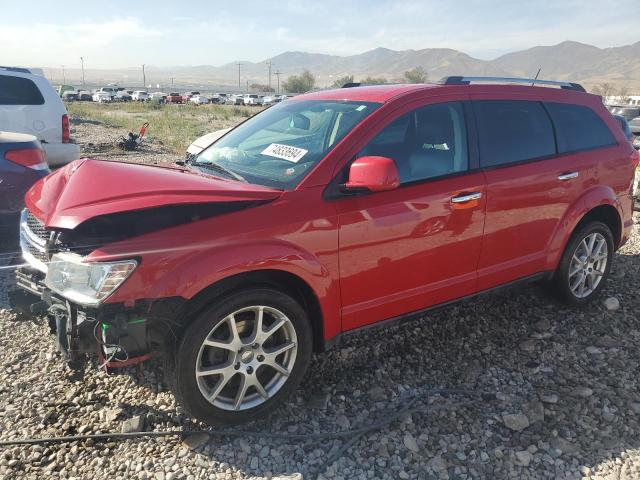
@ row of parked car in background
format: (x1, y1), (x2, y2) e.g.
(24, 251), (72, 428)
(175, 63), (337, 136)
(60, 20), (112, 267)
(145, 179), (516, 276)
(607, 104), (640, 137)
(58, 85), (291, 106)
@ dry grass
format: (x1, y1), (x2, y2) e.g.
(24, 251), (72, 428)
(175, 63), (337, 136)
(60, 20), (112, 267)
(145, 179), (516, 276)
(66, 101), (260, 153)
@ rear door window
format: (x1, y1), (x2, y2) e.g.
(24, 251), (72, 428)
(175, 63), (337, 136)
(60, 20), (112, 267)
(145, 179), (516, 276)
(0, 75), (44, 105)
(474, 100), (556, 167)
(544, 102), (617, 153)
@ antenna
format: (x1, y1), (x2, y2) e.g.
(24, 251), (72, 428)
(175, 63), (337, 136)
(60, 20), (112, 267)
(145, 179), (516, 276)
(531, 68), (541, 86)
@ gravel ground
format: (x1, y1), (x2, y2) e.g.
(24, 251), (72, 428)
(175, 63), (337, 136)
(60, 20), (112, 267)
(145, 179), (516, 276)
(1, 119), (640, 479)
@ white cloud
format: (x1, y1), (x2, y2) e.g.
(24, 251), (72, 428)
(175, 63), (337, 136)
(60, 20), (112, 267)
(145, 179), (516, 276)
(0, 18), (162, 67)
(1, 1), (638, 68)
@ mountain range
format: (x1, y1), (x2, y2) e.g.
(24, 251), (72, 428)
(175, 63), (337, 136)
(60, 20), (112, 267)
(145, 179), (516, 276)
(47, 41), (640, 92)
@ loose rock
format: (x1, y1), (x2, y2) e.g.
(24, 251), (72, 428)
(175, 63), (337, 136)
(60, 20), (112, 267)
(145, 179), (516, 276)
(604, 297), (620, 311)
(121, 415), (145, 434)
(502, 413), (530, 432)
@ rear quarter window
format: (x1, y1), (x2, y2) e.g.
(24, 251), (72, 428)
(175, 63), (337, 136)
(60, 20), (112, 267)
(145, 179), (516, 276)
(0, 75), (45, 105)
(474, 100), (556, 167)
(544, 102), (617, 153)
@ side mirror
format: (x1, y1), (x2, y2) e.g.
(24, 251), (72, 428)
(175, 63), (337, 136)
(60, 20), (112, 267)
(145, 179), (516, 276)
(343, 156), (400, 193)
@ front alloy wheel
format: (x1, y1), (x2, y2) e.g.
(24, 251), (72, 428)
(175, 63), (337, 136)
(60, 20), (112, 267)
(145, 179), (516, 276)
(173, 288), (312, 426)
(195, 305), (298, 411)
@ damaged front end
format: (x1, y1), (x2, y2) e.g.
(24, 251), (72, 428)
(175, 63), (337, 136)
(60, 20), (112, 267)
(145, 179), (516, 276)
(13, 201), (258, 367)
(13, 207), (190, 367)
(12, 158), (282, 367)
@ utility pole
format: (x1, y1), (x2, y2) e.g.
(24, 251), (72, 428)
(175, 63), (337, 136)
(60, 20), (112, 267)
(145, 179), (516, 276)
(61, 65), (65, 84)
(246, 80), (249, 92)
(171, 77), (174, 89)
(80, 57), (85, 88)
(142, 64), (146, 88)
(265, 60), (272, 90)
(236, 62), (242, 91)
(274, 71), (282, 94)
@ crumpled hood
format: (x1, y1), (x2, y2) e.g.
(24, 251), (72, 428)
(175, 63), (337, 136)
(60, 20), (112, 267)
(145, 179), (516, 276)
(26, 159), (282, 230)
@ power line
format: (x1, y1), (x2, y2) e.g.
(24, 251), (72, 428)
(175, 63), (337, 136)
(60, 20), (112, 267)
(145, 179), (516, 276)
(236, 62), (242, 91)
(274, 71), (282, 94)
(80, 57), (85, 88)
(266, 60), (272, 90)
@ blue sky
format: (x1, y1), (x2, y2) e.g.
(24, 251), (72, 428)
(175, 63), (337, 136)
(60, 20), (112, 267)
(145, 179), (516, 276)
(3, 0), (638, 68)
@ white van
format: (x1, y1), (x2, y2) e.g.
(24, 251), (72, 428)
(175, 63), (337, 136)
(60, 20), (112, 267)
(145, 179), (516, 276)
(132, 91), (149, 101)
(0, 67), (79, 167)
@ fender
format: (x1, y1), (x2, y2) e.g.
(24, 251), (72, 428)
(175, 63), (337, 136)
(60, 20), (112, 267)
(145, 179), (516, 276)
(98, 236), (341, 341)
(544, 185), (622, 271)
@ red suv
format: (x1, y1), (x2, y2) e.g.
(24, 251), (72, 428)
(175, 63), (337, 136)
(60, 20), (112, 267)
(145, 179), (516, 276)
(166, 93), (184, 104)
(14, 77), (638, 426)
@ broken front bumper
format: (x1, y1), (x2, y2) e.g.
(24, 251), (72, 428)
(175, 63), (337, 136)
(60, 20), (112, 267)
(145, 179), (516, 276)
(13, 265), (158, 367)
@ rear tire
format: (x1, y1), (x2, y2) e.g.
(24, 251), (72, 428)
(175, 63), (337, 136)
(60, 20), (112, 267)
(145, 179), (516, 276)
(171, 288), (312, 426)
(549, 221), (614, 305)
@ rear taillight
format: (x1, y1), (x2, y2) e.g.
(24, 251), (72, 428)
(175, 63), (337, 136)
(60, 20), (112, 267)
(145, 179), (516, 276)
(5, 148), (49, 171)
(62, 114), (70, 143)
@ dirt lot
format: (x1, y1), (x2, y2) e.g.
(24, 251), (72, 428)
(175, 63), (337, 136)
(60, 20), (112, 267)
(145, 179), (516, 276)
(66, 101), (258, 161)
(0, 110), (640, 480)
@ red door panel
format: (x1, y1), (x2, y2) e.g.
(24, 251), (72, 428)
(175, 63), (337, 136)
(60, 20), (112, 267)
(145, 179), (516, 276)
(478, 153), (594, 290)
(337, 172), (486, 330)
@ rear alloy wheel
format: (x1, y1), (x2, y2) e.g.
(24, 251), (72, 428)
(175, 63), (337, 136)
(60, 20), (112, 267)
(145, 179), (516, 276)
(173, 289), (312, 426)
(567, 232), (608, 299)
(551, 221), (614, 305)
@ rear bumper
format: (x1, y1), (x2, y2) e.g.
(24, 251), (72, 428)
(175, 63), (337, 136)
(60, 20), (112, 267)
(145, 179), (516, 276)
(42, 142), (80, 167)
(0, 214), (20, 253)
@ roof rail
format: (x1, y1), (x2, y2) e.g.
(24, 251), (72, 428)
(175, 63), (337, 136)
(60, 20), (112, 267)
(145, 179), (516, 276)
(0, 66), (33, 74)
(342, 82), (361, 88)
(440, 76), (586, 92)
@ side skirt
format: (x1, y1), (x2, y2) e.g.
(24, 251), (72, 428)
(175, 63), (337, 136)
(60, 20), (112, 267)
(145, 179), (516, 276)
(322, 271), (550, 351)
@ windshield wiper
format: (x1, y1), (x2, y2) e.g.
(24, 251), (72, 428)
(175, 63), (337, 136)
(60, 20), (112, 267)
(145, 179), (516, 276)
(191, 161), (247, 182)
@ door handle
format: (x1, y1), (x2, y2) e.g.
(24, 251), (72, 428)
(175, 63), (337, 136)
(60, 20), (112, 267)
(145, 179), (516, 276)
(557, 172), (579, 181)
(451, 192), (482, 203)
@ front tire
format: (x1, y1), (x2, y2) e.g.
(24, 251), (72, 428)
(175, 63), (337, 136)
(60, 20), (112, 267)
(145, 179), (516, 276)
(172, 288), (312, 426)
(550, 221), (614, 305)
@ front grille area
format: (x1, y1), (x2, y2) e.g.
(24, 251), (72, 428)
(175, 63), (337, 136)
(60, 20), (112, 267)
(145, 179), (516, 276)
(26, 211), (48, 242)
(27, 240), (49, 265)
(20, 209), (50, 272)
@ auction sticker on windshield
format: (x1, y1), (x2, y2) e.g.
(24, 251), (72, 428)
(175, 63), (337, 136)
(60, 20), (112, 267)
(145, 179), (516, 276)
(261, 143), (308, 163)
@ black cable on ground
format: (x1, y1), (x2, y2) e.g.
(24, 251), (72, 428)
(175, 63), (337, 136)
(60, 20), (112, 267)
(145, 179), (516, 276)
(0, 389), (478, 447)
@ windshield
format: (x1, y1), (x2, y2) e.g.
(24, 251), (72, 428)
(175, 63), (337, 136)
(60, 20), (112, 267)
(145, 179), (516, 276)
(194, 99), (380, 189)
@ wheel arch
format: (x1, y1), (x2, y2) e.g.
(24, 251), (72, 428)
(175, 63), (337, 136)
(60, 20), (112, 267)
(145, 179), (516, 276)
(573, 204), (622, 248)
(545, 186), (623, 271)
(177, 269), (326, 353)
